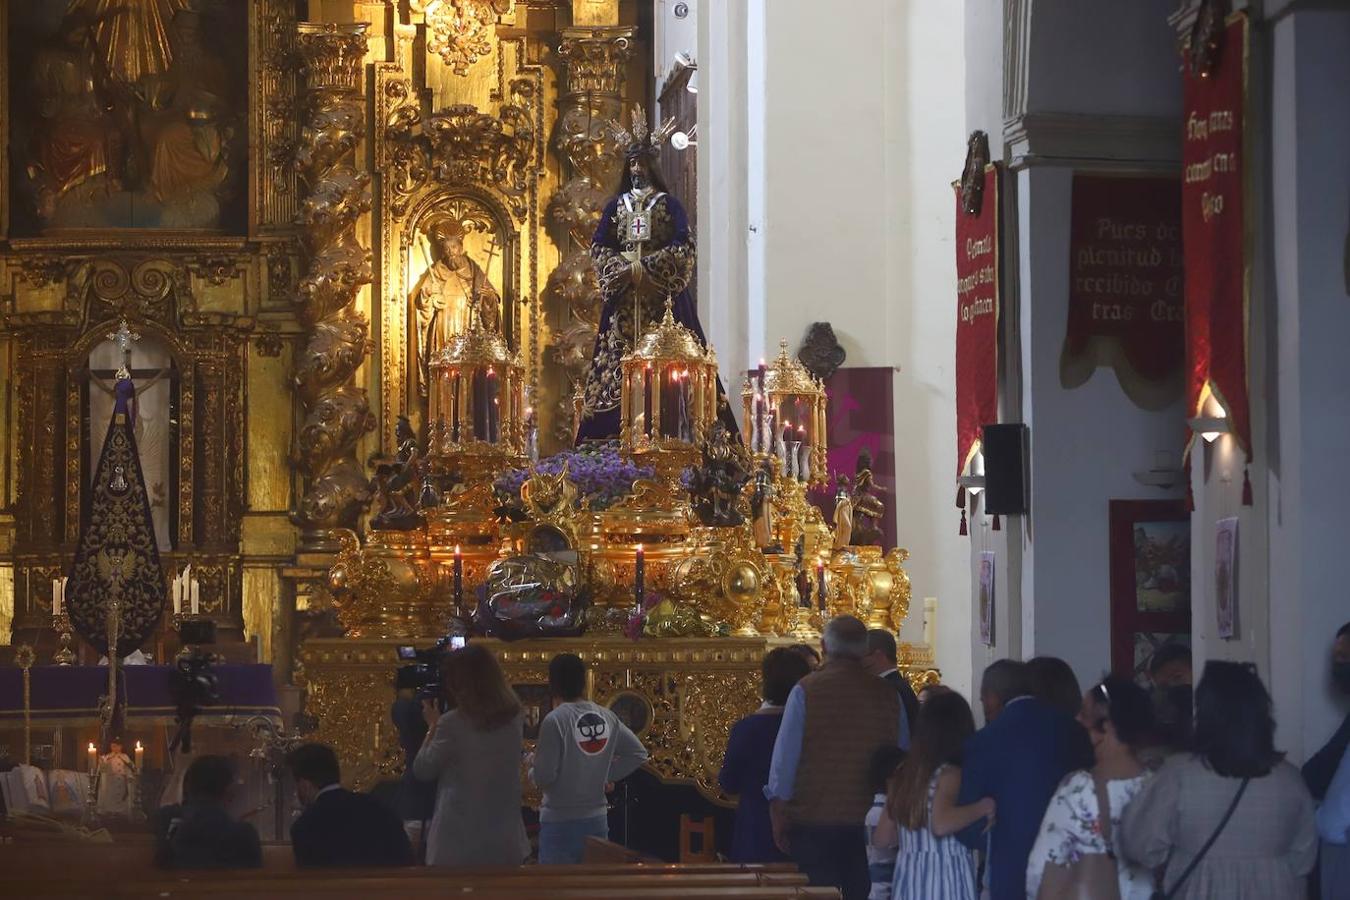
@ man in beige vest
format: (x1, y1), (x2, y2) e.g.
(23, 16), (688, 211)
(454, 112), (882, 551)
(765, 615), (910, 900)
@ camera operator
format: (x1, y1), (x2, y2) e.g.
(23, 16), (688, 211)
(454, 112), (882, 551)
(412, 644), (530, 867)
(391, 667), (437, 857)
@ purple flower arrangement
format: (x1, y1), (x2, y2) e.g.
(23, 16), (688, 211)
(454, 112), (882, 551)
(494, 445), (655, 511)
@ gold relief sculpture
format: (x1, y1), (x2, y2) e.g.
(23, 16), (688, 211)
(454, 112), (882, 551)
(289, 22), (376, 546)
(422, 0), (512, 77)
(826, 546), (913, 632)
(670, 525), (766, 636)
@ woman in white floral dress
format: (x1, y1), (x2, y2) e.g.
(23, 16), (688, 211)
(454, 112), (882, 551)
(1026, 676), (1156, 899)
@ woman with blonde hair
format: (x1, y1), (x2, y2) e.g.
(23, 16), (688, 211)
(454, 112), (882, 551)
(414, 643), (529, 866)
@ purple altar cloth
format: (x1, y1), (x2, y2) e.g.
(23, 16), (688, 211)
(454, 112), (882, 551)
(0, 665), (279, 724)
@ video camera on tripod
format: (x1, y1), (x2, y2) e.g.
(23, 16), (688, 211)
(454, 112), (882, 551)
(395, 634), (467, 704)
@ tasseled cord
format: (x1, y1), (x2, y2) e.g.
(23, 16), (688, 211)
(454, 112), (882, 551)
(991, 514), (1001, 531)
(957, 485), (968, 536)
(1242, 466), (1253, 506)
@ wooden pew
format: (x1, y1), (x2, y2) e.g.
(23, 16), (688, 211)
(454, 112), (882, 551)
(0, 837), (836, 899)
(4, 877), (837, 900)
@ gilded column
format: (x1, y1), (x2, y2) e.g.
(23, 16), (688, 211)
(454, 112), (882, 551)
(546, 26), (635, 444)
(290, 23), (375, 551)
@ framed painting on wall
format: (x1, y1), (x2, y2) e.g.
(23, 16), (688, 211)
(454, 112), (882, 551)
(1109, 499), (1191, 680)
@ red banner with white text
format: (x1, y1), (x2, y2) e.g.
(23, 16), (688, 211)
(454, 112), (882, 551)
(1062, 174), (1184, 409)
(954, 165), (1000, 477)
(1183, 14), (1250, 456)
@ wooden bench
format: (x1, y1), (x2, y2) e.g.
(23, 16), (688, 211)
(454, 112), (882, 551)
(17, 883), (837, 900)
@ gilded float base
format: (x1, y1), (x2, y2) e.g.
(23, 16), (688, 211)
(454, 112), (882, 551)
(297, 634), (939, 804)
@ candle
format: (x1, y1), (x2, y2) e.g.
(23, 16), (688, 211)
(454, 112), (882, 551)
(816, 561), (827, 611)
(190, 578), (199, 616)
(52, 578), (61, 617)
(173, 574), (182, 615)
(87, 742), (97, 773)
(634, 544), (645, 608)
(134, 741), (144, 771)
(643, 365), (653, 438)
(453, 545), (464, 608)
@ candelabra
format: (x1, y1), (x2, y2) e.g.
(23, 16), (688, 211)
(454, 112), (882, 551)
(51, 609), (76, 666)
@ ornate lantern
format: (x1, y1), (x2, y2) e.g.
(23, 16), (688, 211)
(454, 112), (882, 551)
(424, 323), (525, 603)
(742, 338), (828, 487)
(619, 299), (719, 478)
(427, 323), (527, 471)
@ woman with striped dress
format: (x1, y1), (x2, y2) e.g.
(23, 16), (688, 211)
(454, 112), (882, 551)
(872, 691), (991, 899)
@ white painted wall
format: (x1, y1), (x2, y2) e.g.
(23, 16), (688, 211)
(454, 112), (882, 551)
(699, 1), (971, 690)
(654, 0), (698, 90)
(752, 0), (970, 692)
(1017, 167), (1187, 682)
(1256, 8), (1350, 761)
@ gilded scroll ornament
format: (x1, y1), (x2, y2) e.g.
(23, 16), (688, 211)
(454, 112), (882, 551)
(290, 23), (377, 543)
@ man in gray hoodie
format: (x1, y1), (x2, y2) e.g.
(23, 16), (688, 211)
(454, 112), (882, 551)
(529, 653), (649, 863)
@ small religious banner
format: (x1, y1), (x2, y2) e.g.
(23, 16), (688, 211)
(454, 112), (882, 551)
(1183, 10), (1251, 456)
(1215, 516), (1239, 639)
(978, 551), (996, 646)
(954, 160), (1000, 480)
(1061, 174), (1184, 409)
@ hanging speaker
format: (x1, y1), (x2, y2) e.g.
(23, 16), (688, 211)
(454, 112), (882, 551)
(982, 424), (1028, 515)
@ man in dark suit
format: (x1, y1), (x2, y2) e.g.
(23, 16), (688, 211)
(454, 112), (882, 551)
(286, 743), (414, 868)
(956, 659), (1093, 900)
(864, 629), (921, 730)
(153, 755), (261, 869)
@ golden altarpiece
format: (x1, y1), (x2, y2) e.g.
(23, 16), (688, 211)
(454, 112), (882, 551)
(0, 0), (935, 804)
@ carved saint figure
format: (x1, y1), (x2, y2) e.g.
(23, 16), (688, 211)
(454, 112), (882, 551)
(833, 477), (854, 550)
(849, 448), (887, 547)
(751, 462), (778, 550)
(688, 423), (750, 527)
(413, 218), (502, 394)
(576, 108), (736, 443)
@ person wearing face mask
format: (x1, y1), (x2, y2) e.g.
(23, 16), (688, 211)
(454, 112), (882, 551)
(1304, 622), (1350, 898)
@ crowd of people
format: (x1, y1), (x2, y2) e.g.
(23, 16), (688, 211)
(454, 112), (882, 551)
(717, 617), (1350, 900)
(144, 616), (1350, 900)
(152, 646), (648, 871)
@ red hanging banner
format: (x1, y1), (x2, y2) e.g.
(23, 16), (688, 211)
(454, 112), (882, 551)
(1182, 12), (1250, 455)
(954, 164), (1000, 477)
(1062, 174), (1184, 409)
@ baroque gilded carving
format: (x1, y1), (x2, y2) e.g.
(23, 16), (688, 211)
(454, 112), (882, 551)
(290, 23), (377, 543)
(422, 0), (512, 76)
(382, 85), (536, 219)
